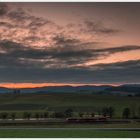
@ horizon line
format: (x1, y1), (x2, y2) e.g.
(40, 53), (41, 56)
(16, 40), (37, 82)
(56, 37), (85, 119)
(0, 82), (138, 88)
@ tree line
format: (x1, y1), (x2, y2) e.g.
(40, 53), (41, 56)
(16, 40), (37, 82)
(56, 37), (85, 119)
(0, 108), (73, 120)
(0, 107), (140, 120)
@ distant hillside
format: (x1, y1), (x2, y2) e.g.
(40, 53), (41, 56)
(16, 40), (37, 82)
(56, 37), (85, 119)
(0, 85), (112, 93)
(106, 84), (140, 95)
(0, 84), (140, 95)
(0, 87), (11, 93)
(18, 85), (113, 93)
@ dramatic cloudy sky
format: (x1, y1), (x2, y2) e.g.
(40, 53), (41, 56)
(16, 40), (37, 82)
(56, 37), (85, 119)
(0, 2), (140, 88)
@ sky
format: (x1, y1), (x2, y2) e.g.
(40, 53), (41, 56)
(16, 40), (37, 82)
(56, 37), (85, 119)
(0, 2), (140, 88)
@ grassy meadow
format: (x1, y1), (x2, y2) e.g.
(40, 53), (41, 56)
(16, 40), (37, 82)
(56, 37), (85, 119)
(0, 92), (139, 118)
(0, 129), (139, 138)
(0, 92), (139, 138)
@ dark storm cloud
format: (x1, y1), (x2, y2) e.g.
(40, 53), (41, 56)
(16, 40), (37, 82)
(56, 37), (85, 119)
(6, 7), (53, 30)
(0, 59), (140, 84)
(0, 21), (14, 28)
(89, 59), (140, 70)
(0, 3), (123, 50)
(52, 34), (101, 48)
(82, 20), (120, 35)
(28, 17), (52, 28)
(96, 45), (140, 54)
(0, 40), (95, 68)
(0, 3), (35, 24)
(85, 59), (140, 84)
(0, 40), (46, 59)
(23, 36), (41, 43)
(0, 40), (140, 71)
(0, 4), (51, 30)
(49, 45), (140, 62)
(0, 3), (8, 16)
(0, 3), (61, 48)
(1, 39), (140, 70)
(53, 35), (80, 46)
(0, 3), (140, 84)
(7, 8), (31, 21)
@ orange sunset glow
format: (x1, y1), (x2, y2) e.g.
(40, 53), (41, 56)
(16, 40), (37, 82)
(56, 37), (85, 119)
(0, 83), (119, 88)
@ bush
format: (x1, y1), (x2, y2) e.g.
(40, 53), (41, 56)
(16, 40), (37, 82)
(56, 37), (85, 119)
(11, 112), (16, 120)
(35, 112), (40, 120)
(108, 107), (115, 118)
(64, 108), (73, 117)
(138, 107), (140, 119)
(102, 107), (109, 117)
(79, 112), (84, 117)
(0, 112), (8, 120)
(53, 112), (65, 118)
(23, 112), (31, 120)
(44, 112), (49, 118)
(91, 113), (95, 117)
(101, 107), (115, 118)
(122, 108), (131, 119)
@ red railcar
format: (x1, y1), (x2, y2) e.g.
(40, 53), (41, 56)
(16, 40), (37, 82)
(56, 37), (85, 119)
(66, 116), (108, 123)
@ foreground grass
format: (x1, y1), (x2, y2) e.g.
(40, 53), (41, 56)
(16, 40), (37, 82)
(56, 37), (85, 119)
(0, 122), (140, 128)
(0, 129), (139, 138)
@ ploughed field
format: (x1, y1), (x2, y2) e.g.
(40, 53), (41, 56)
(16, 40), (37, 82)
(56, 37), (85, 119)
(0, 92), (139, 118)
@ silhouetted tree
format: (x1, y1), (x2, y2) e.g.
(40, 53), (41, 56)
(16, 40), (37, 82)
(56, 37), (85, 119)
(40, 114), (44, 118)
(108, 107), (115, 118)
(11, 112), (16, 120)
(102, 107), (108, 117)
(35, 113), (40, 120)
(44, 112), (49, 119)
(102, 107), (114, 118)
(27, 113), (31, 120)
(64, 108), (73, 117)
(79, 112), (84, 117)
(53, 112), (65, 118)
(122, 108), (131, 119)
(23, 112), (31, 120)
(0, 112), (8, 120)
(138, 107), (140, 119)
(131, 104), (137, 119)
(13, 89), (20, 94)
(91, 113), (95, 117)
(98, 111), (101, 115)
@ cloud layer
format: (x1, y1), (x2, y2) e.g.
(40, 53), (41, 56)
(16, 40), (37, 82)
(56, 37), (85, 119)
(0, 3), (140, 84)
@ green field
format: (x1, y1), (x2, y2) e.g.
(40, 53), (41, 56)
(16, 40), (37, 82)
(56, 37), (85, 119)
(0, 122), (140, 128)
(0, 129), (139, 138)
(0, 92), (139, 118)
(0, 92), (139, 138)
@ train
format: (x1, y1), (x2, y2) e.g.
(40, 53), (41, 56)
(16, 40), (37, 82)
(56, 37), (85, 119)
(66, 116), (109, 123)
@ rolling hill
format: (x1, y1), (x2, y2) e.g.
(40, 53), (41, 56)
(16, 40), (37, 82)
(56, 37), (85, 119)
(0, 84), (140, 95)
